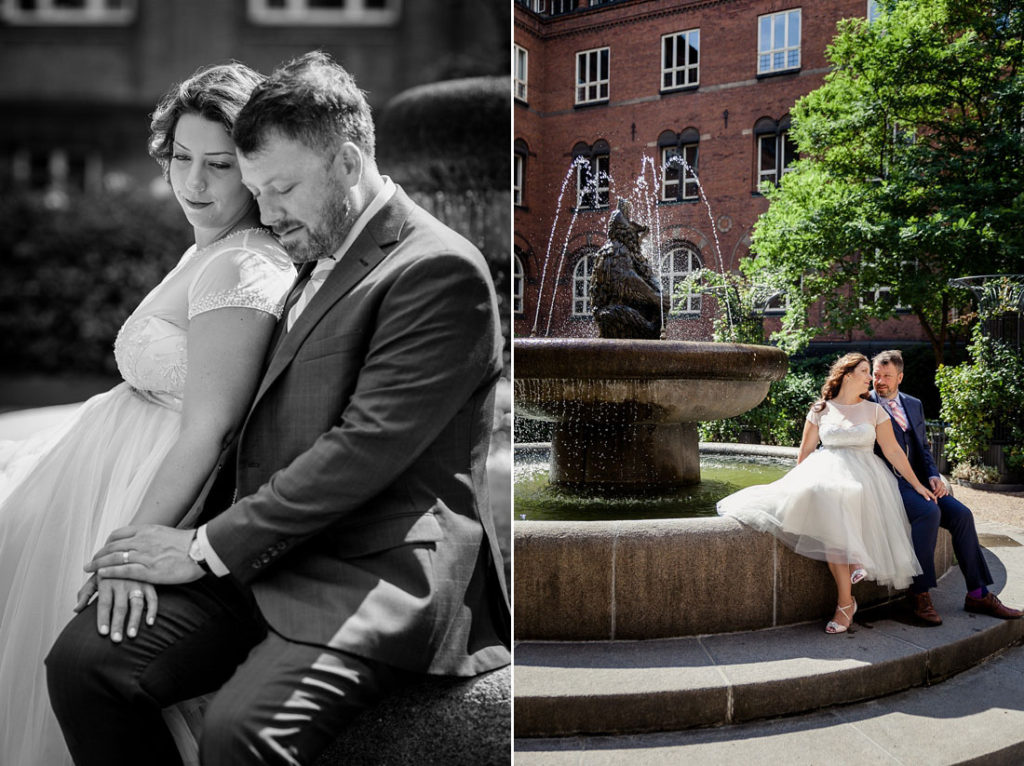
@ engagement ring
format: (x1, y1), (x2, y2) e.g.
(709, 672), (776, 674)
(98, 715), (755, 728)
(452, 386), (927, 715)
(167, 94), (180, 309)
(122, 551), (130, 565)
(129, 590), (144, 600)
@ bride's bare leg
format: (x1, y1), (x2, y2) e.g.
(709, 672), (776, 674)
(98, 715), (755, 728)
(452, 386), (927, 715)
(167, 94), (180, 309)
(827, 561), (855, 628)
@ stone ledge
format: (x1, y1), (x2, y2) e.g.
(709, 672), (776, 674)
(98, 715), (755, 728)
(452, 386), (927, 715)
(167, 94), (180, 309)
(316, 666), (510, 765)
(514, 533), (1024, 738)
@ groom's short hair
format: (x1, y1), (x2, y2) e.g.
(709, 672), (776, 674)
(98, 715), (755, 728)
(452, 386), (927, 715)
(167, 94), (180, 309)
(872, 349), (904, 372)
(233, 50), (375, 161)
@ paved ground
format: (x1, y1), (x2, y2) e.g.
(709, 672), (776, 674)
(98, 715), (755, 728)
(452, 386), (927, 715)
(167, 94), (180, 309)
(953, 483), (1024, 528)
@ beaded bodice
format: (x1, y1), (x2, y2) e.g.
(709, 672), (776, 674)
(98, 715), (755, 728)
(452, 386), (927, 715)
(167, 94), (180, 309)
(113, 229), (294, 403)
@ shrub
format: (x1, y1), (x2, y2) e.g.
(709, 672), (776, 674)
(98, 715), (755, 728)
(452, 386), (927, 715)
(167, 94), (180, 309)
(935, 321), (1024, 479)
(0, 189), (191, 376)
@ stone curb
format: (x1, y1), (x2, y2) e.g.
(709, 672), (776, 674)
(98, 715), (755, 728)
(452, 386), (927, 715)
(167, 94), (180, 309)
(514, 525), (1024, 738)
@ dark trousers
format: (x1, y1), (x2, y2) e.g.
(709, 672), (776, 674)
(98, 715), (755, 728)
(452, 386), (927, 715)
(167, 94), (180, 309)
(898, 481), (992, 594)
(46, 576), (409, 766)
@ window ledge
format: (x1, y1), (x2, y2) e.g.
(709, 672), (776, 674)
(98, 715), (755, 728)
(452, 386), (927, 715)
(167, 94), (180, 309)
(756, 67), (801, 80)
(660, 84), (699, 96)
(574, 100), (610, 109)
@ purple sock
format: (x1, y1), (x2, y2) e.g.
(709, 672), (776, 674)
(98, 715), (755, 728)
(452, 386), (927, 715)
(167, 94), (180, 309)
(968, 588), (986, 599)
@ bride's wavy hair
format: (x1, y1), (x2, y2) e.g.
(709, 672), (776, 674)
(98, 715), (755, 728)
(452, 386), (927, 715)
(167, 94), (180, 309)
(811, 352), (870, 412)
(148, 62), (266, 181)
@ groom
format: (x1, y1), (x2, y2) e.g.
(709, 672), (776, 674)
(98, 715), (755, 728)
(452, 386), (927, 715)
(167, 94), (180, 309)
(870, 349), (1021, 625)
(47, 52), (509, 765)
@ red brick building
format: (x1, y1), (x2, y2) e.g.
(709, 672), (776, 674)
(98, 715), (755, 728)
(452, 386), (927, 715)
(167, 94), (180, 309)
(513, 0), (923, 346)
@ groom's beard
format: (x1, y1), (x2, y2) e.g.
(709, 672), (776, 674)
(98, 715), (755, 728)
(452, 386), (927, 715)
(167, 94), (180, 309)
(285, 178), (353, 264)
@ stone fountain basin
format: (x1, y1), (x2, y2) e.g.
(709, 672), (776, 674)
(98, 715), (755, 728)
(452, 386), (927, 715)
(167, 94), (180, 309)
(514, 517), (953, 640)
(514, 338), (789, 424)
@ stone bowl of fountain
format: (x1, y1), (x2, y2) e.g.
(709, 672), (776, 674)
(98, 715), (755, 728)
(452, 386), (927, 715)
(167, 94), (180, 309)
(513, 202), (952, 641)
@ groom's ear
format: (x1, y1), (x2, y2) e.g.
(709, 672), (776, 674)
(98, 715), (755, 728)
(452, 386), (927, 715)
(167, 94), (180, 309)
(333, 142), (363, 186)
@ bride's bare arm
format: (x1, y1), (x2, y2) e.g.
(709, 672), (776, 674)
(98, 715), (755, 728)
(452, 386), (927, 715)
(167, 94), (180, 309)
(128, 307), (278, 527)
(797, 419), (819, 464)
(874, 418), (936, 501)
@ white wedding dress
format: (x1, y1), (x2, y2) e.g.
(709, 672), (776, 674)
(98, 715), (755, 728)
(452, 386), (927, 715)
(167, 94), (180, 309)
(717, 400), (922, 589)
(0, 228), (294, 766)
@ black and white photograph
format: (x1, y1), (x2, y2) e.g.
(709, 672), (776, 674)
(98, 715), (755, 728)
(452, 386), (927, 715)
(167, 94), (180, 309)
(0, 1), (511, 764)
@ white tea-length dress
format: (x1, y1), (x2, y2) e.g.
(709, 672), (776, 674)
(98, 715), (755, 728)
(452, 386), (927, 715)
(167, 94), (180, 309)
(0, 228), (294, 766)
(717, 400), (922, 589)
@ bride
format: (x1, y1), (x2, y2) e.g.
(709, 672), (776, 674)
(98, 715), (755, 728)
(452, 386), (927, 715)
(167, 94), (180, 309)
(0, 62), (295, 765)
(718, 353), (935, 634)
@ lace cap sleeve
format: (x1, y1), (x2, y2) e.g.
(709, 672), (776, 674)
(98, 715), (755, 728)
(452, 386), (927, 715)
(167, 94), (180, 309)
(806, 403), (824, 425)
(188, 231), (295, 320)
(872, 401), (891, 426)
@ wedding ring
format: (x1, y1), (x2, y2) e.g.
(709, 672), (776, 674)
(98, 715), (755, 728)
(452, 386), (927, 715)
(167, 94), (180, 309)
(122, 551), (130, 565)
(129, 590), (144, 600)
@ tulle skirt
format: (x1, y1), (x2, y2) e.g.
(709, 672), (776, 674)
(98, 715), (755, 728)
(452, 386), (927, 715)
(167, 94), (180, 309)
(717, 446), (922, 589)
(0, 382), (182, 766)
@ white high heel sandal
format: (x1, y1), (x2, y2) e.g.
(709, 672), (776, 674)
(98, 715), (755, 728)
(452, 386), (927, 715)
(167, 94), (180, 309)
(826, 599), (857, 634)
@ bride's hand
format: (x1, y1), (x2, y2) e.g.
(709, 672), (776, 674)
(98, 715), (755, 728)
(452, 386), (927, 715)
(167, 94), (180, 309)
(74, 575), (98, 613)
(92, 578), (159, 643)
(915, 483), (937, 502)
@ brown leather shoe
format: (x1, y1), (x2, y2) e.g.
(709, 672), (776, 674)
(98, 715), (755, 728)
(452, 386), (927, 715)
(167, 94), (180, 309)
(964, 592), (1024, 620)
(907, 591), (943, 625)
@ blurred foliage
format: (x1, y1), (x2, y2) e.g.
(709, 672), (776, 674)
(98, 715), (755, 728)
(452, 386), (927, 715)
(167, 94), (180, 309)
(0, 190), (191, 375)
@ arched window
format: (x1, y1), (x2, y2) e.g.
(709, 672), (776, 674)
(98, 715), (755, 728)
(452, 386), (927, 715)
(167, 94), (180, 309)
(658, 128), (700, 202)
(660, 243), (702, 316)
(755, 115), (796, 189)
(572, 253), (598, 316)
(514, 139), (528, 208)
(513, 252), (525, 314)
(572, 140), (610, 209)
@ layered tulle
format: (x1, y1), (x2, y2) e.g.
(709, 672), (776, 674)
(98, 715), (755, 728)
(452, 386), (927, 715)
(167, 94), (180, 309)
(0, 383), (181, 766)
(718, 444), (922, 589)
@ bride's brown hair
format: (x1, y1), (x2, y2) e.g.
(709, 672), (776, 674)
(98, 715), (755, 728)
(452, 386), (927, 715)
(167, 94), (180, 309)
(811, 352), (870, 412)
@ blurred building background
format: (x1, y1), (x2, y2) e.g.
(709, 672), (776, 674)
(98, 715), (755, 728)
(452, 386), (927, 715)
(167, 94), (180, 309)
(0, 0), (510, 406)
(0, 0), (507, 196)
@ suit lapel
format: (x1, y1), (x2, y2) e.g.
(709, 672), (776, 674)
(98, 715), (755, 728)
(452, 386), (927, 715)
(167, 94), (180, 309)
(251, 186), (415, 407)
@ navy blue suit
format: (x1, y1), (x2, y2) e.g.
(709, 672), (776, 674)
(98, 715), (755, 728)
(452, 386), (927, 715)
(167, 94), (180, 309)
(870, 390), (991, 594)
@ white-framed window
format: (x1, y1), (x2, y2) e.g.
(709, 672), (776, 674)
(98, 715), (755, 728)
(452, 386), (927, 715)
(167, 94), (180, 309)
(514, 254), (525, 314)
(575, 153), (609, 209)
(757, 129), (797, 188)
(576, 47), (610, 105)
(660, 244), (702, 316)
(662, 29), (699, 90)
(861, 259), (913, 311)
(514, 152), (524, 207)
(10, 147), (103, 193)
(867, 0), (881, 23)
(550, 0), (574, 14)
(763, 291), (790, 315)
(572, 254), (598, 316)
(515, 138), (529, 208)
(247, 0), (401, 26)
(515, 45), (529, 102)
(661, 143), (698, 202)
(1, 0), (134, 24)
(758, 8), (801, 75)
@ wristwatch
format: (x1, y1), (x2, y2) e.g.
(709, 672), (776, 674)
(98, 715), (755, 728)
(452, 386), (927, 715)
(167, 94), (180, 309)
(188, 529), (214, 576)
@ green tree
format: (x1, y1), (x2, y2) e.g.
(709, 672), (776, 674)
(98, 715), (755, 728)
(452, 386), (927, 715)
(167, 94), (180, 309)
(750, 0), (1024, 363)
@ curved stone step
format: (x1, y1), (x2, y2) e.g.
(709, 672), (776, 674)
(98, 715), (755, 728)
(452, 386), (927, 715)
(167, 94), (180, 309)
(514, 525), (1024, 738)
(515, 640), (1024, 765)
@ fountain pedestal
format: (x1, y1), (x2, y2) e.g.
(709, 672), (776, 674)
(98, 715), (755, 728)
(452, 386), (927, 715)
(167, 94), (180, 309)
(551, 421), (699, 489)
(515, 337), (788, 490)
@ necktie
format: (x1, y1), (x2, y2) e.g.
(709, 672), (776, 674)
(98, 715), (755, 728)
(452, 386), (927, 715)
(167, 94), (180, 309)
(887, 397), (908, 432)
(286, 258), (335, 331)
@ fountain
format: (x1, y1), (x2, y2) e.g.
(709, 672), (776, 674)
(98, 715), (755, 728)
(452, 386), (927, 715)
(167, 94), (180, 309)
(513, 182), (952, 643)
(515, 201), (788, 492)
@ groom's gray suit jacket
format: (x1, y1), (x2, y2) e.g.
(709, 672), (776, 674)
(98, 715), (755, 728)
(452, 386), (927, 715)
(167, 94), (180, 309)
(185, 185), (509, 677)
